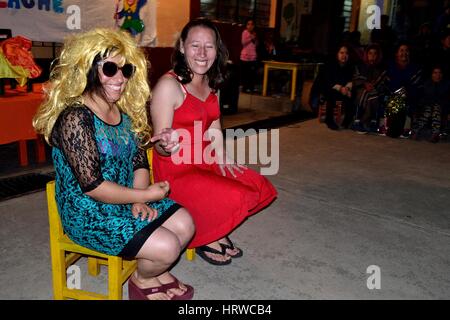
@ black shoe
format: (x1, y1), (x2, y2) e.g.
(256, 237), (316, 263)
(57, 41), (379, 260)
(326, 121), (339, 130)
(196, 245), (232, 266)
(219, 236), (243, 258)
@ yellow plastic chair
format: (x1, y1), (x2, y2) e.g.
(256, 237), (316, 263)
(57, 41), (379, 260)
(147, 147), (196, 261)
(46, 181), (137, 300)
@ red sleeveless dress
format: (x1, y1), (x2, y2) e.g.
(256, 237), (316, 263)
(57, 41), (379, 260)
(152, 74), (277, 248)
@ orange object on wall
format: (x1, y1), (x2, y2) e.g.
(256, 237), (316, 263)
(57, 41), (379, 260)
(1, 36), (42, 78)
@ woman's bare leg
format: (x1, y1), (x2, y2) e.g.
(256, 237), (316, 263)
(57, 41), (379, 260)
(132, 208), (195, 299)
(132, 226), (183, 300)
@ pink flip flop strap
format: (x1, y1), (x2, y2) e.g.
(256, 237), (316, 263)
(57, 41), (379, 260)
(129, 280), (166, 296)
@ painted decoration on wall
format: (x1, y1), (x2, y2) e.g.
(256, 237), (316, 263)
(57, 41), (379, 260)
(0, 0), (156, 46)
(115, 0), (147, 36)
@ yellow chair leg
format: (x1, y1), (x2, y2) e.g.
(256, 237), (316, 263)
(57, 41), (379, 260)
(186, 248), (195, 261)
(87, 257), (101, 276)
(108, 257), (122, 300)
(51, 249), (66, 300)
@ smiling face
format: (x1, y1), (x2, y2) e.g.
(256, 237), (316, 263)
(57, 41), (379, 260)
(180, 26), (217, 78)
(97, 54), (129, 103)
(396, 45), (410, 64)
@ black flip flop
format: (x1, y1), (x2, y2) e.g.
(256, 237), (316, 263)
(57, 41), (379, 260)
(219, 236), (243, 258)
(196, 245), (232, 266)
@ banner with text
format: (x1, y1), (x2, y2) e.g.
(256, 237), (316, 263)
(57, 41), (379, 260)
(0, 0), (156, 46)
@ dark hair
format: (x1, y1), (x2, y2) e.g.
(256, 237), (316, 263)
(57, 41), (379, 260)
(334, 43), (350, 54)
(330, 43), (353, 65)
(430, 64), (443, 73)
(245, 17), (255, 25)
(394, 41), (410, 53)
(84, 52), (113, 105)
(365, 43), (383, 64)
(172, 18), (229, 90)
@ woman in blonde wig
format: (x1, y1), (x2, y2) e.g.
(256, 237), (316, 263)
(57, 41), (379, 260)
(33, 28), (195, 300)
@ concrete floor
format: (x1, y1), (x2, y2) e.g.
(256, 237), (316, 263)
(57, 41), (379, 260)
(1, 90), (449, 300)
(1, 111), (449, 299)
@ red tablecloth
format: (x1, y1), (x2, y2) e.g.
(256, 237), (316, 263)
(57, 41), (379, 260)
(0, 84), (43, 144)
(0, 84), (46, 166)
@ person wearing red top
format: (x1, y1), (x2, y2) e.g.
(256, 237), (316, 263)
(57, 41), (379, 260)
(150, 19), (277, 266)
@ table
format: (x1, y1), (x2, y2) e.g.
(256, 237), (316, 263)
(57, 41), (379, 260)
(0, 84), (46, 166)
(262, 61), (323, 101)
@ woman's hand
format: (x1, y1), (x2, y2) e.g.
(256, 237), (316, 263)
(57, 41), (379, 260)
(131, 202), (158, 221)
(218, 156), (247, 178)
(150, 128), (180, 154)
(145, 181), (170, 202)
(364, 82), (375, 92)
(340, 86), (351, 97)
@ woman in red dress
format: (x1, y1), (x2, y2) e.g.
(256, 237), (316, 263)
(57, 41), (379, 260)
(150, 19), (277, 265)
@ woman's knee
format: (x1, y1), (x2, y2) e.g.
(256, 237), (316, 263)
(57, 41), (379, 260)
(137, 229), (182, 264)
(166, 208), (196, 240)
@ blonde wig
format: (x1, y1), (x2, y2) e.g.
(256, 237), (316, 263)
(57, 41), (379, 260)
(33, 28), (151, 146)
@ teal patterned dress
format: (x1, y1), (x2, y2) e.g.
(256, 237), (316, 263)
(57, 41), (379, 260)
(50, 105), (180, 257)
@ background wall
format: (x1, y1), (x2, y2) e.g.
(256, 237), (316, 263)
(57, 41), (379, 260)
(155, 0), (190, 47)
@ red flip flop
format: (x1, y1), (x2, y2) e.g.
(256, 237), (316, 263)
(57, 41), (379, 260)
(128, 278), (171, 300)
(161, 276), (194, 300)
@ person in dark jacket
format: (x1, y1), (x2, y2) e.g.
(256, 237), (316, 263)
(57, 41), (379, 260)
(384, 42), (423, 137)
(411, 66), (450, 143)
(320, 44), (355, 130)
(352, 44), (387, 132)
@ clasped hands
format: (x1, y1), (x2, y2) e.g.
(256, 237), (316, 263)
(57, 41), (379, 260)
(151, 128), (180, 154)
(339, 86), (352, 98)
(132, 181), (170, 221)
(150, 128), (247, 178)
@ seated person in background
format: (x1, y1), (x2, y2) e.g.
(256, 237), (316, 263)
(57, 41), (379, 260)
(384, 42), (423, 137)
(352, 44), (387, 133)
(320, 44), (355, 130)
(431, 31), (450, 81)
(259, 30), (286, 96)
(411, 66), (450, 143)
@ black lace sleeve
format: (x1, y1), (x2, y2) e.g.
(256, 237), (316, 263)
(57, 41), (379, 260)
(132, 146), (149, 172)
(51, 106), (104, 192)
